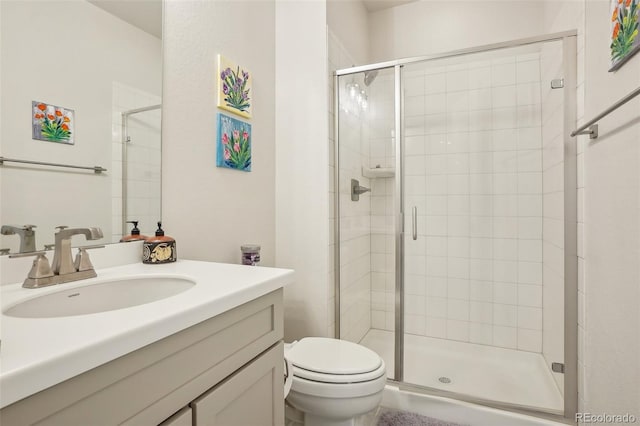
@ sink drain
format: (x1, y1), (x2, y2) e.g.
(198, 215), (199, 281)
(438, 376), (452, 384)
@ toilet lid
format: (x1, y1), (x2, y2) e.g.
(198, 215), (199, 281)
(287, 337), (382, 375)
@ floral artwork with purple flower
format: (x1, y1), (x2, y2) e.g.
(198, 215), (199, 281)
(217, 55), (252, 118)
(216, 113), (251, 172)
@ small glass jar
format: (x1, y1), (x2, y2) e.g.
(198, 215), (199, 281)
(241, 244), (261, 266)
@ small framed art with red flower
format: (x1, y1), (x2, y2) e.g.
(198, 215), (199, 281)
(610, 0), (640, 71)
(32, 101), (74, 144)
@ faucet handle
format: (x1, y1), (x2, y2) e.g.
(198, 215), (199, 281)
(23, 224), (37, 230)
(55, 225), (69, 232)
(73, 245), (105, 272)
(10, 251), (56, 288)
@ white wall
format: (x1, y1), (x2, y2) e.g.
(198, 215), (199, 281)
(275, 1), (329, 340)
(368, 1), (545, 62)
(0, 0), (161, 252)
(327, 0), (370, 65)
(581, 0), (640, 419)
(162, 0), (275, 266)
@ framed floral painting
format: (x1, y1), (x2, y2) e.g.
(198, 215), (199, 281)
(217, 55), (252, 119)
(610, 0), (639, 71)
(32, 101), (74, 144)
(216, 113), (251, 172)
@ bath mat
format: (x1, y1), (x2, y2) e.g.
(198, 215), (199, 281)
(376, 408), (466, 426)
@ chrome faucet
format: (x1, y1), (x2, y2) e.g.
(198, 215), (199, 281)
(1, 224), (37, 253)
(51, 226), (103, 275)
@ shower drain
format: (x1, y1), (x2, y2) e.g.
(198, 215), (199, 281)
(438, 376), (452, 384)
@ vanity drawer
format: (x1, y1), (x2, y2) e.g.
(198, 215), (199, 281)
(0, 289), (283, 426)
(191, 342), (284, 426)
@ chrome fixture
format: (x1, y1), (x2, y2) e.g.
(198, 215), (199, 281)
(1, 224), (37, 253)
(10, 226), (105, 289)
(570, 86), (640, 139)
(0, 157), (107, 173)
(350, 179), (370, 201)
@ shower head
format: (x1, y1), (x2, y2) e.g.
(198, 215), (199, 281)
(364, 70), (378, 86)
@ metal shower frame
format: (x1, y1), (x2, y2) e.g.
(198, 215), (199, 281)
(333, 30), (578, 423)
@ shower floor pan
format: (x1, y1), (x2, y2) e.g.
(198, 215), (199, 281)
(359, 329), (564, 414)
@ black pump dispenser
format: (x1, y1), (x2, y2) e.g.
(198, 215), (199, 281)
(120, 220), (147, 242)
(155, 222), (165, 236)
(142, 221), (176, 264)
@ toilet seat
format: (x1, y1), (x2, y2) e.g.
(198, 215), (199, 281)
(287, 337), (386, 384)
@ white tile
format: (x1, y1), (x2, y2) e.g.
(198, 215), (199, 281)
(517, 149), (542, 172)
(518, 284), (542, 307)
(426, 175), (447, 195)
(470, 175), (493, 195)
(519, 239), (542, 262)
(493, 282), (518, 305)
(470, 301), (493, 324)
(493, 195), (518, 216)
(469, 281), (493, 302)
(406, 135), (426, 156)
(372, 310), (386, 329)
(447, 132), (470, 154)
(447, 91), (469, 112)
(493, 239), (518, 260)
(427, 154), (448, 175)
(493, 173), (518, 194)
(424, 73), (446, 94)
(426, 297), (447, 318)
(448, 216), (470, 237)
(447, 237), (469, 258)
(405, 314), (426, 335)
(493, 325), (517, 349)
(493, 304), (517, 326)
(425, 93), (447, 114)
(447, 319), (470, 341)
(447, 299), (469, 320)
(446, 111), (469, 133)
(517, 105), (542, 128)
(425, 195), (447, 215)
(492, 85), (517, 108)
(469, 152), (496, 176)
(470, 216), (492, 238)
(426, 256), (447, 277)
(470, 259), (493, 281)
(404, 75), (425, 95)
(406, 296), (426, 315)
(468, 109), (492, 131)
(469, 323), (493, 345)
(468, 131), (492, 153)
(491, 63), (516, 86)
(468, 67), (491, 89)
(517, 329), (542, 352)
(493, 151), (518, 173)
(518, 194), (542, 217)
(517, 82), (541, 105)
(518, 261), (542, 285)
(492, 107), (518, 130)
(517, 127), (542, 150)
(516, 60), (540, 83)
(448, 195), (469, 215)
(425, 317), (447, 338)
(426, 236), (447, 256)
(405, 155), (426, 175)
(426, 134), (448, 155)
(447, 69), (469, 92)
(468, 88), (492, 110)
(426, 215), (447, 236)
(518, 306), (542, 330)
(447, 277), (469, 299)
(518, 217), (542, 239)
(447, 174), (469, 194)
(426, 277), (447, 297)
(493, 217), (518, 239)
(470, 238), (492, 259)
(492, 129), (518, 151)
(518, 172), (542, 194)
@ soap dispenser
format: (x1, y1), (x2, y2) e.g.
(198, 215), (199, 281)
(142, 222), (176, 264)
(120, 220), (147, 242)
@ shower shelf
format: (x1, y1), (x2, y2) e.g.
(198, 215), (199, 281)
(362, 166), (395, 178)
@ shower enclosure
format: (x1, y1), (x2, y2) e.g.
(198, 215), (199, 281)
(333, 31), (577, 419)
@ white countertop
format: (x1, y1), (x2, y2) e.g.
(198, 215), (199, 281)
(0, 260), (294, 408)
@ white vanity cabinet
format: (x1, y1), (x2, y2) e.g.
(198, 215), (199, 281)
(0, 289), (284, 426)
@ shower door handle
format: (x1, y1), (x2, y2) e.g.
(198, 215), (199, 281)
(412, 206), (417, 240)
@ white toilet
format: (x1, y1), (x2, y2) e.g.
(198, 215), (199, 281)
(284, 337), (386, 426)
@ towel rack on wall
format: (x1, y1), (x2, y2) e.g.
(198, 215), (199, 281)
(571, 86), (640, 139)
(0, 157), (107, 174)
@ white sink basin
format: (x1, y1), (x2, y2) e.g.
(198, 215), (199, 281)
(3, 276), (195, 318)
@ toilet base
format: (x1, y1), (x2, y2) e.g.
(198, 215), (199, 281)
(304, 414), (354, 426)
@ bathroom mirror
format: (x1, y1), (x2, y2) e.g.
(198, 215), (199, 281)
(0, 0), (163, 254)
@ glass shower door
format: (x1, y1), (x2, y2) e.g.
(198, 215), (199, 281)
(401, 40), (567, 413)
(336, 67), (398, 380)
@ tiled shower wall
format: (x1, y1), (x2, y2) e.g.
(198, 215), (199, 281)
(328, 31), (372, 343)
(370, 53), (549, 352)
(111, 82), (162, 242)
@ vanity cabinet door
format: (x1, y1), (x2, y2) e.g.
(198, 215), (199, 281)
(191, 342), (284, 426)
(159, 407), (192, 426)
